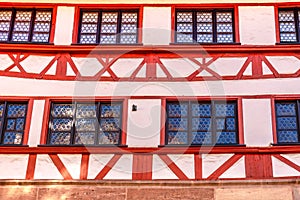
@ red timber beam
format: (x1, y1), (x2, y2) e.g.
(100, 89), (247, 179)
(0, 44), (299, 81)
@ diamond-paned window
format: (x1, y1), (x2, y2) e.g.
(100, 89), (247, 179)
(0, 8), (52, 43)
(48, 102), (122, 145)
(278, 9), (300, 43)
(78, 9), (138, 44)
(175, 9), (235, 44)
(0, 102), (28, 145)
(166, 101), (238, 145)
(275, 101), (300, 143)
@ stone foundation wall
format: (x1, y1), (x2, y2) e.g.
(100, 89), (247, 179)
(0, 179), (299, 200)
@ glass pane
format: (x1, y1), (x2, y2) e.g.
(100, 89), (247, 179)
(11, 11), (32, 42)
(192, 132), (212, 144)
(280, 32), (297, 42)
(75, 118), (97, 131)
(0, 104), (4, 117)
(277, 117), (297, 130)
(176, 33), (193, 43)
(226, 118), (236, 131)
(215, 103), (235, 117)
(121, 12), (137, 23)
(100, 118), (120, 131)
(82, 12), (99, 23)
(216, 118), (225, 130)
(197, 23), (212, 33)
(7, 104), (26, 118)
(177, 12), (193, 22)
(277, 130), (298, 143)
(167, 103), (188, 117)
(49, 132), (71, 145)
(167, 118), (188, 131)
(216, 12), (232, 22)
(168, 132), (188, 144)
(276, 102), (296, 116)
(217, 23), (232, 33)
(3, 132), (23, 144)
(279, 10), (294, 22)
(98, 132), (119, 144)
(192, 103), (211, 117)
(177, 23), (193, 33)
(197, 12), (212, 22)
(101, 104), (121, 118)
(216, 131), (236, 144)
(192, 118), (211, 131)
(101, 23), (117, 33)
(100, 34), (117, 44)
(279, 22), (296, 32)
(121, 23), (137, 33)
(80, 34), (97, 44)
(0, 10), (12, 41)
(197, 33), (213, 43)
(120, 34), (137, 44)
(32, 33), (49, 43)
(6, 119), (15, 131)
(101, 12), (118, 23)
(76, 104), (96, 118)
(51, 118), (72, 131)
(217, 34), (233, 43)
(75, 132), (95, 145)
(52, 104), (74, 118)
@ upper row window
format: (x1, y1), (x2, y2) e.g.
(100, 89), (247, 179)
(0, 8), (52, 43)
(78, 10), (139, 44)
(175, 9), (235, 44)
(278, 8), (300, 43)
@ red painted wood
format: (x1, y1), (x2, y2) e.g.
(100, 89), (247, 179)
(271, 98), (278, 144)
(146, 54), (157, 79)
(56, 54), (67, 77)
(273, 154), (300, 172)
(274, 5), (280, 44)
(121, 98), (128, 145)
(261, 55), (280, 77)
(251, 54), (263, 77)
(49, 6), (57, 44)
(158, 154), (189, 180)
(40, 99), (50, 144)
(245, 154), (273, 179)
(236, 56), (252, 79)
(132, 154), (153, 180)
(233, 5), (240, 43)
(160, 98), (166, 145)
(237, 98), (244, 144)
(194, 154), (202, 180)
(207, 154), (243, 180)
(94, 154), (122, 180)
(80, 154), (89, 180)
(49, 154), (73, 180)
(23, 98), (34, 145)
(25, 154), (37, 180)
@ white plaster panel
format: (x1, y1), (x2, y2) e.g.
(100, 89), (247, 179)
(219, 156), (246, 178)
(0, 154), (28, 179)
(209, 57), (248, 76)
(5, 76), (300, 97)
(239, 6), (276, 45)
(54, 6), (75, 45)
(152, 154), (178, 179)
(143, 7), (171, 45)
(127, 99), (161, 147)
(272, 156), (300, 177)
(202, 154), (234, 178)
(66, 63), (76, 76)
(0, 54), (13, 70)
(136, 64), (146, 77)
(21, 56), (55, 73)
(45, 60), (57, 75)
(104, 154), (132, 180)
(87, 154), (114, 179)
(266, 56), (300, 74)
(72, 57), (103, 76)
(160, 58), (198, 77)
(281, 154), (300, 166)
(168, 154), (195, 179)
(262, 62), (273, 75)
(58, 154), (82, 179)
(34, 154), (63, 179)
(243, 99), (273, 146)
(9, 66), (20, 72)
(243, 62), (252, 76)
(28, 100), (45, 147)
(110, 58), (144, 77)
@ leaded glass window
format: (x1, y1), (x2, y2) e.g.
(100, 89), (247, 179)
(48, 102), (122, 145)
(0, 8), (52, 43)
(0, 102), (28, 145)
(166, 101), (238, 145)
(175, 9), (235, 44)
(278, 9), (300, 43)
(78, 9), (138, 44)
(275, 101), (300, 143)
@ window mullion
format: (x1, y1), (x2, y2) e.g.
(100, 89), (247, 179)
(95, 102), (101, 145)
(188, 101), (192, 145)
(28, 9), (36, 42)
(193, 11), (197, 43)
(296, 101), (300, 143)
(8, 9), (16, 42)
(96, 11), (102, 44)
(294, 9), (300, 43)
(211, 101), (217, 145)
(212, 10), (217, 43)
(70, 102), (77, 145)
(116, 11), (122, 44)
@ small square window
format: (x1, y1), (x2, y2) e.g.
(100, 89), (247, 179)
(278, 8), (300, 43)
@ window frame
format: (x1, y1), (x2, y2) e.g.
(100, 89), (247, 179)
(174, 8), (236, 44)
(0, 7), (54, 44)
(77, 8), (140, 45)
(46, 100), (124, 146)
(165, 100), (239, 146)
(0, 101), (29, 145)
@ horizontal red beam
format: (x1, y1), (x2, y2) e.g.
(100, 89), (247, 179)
(0, 44), (300, 54)
(1, 146), (300, 154)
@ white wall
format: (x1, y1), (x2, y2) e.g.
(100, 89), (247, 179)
(243, 99), (273, 146)
(126, 99), (161, 147)
(239, 6), (276, 45)
(54, 6), (75, 45)
(142, 7), (172, 45)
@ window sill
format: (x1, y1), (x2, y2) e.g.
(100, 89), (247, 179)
(272, 143), (300, 146)
(276, 42), (300, 45)
(38, 144), (128, 147)
(0, 42), (54, 45)
(71, 43), (143, 46)
(0, 144), (29, 147)
(169, 42), (241, 46)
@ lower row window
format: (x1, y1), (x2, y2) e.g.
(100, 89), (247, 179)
(48, 102), (122, 145)
(0, 102), (27, 145)
(166, 101), (238, 145)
